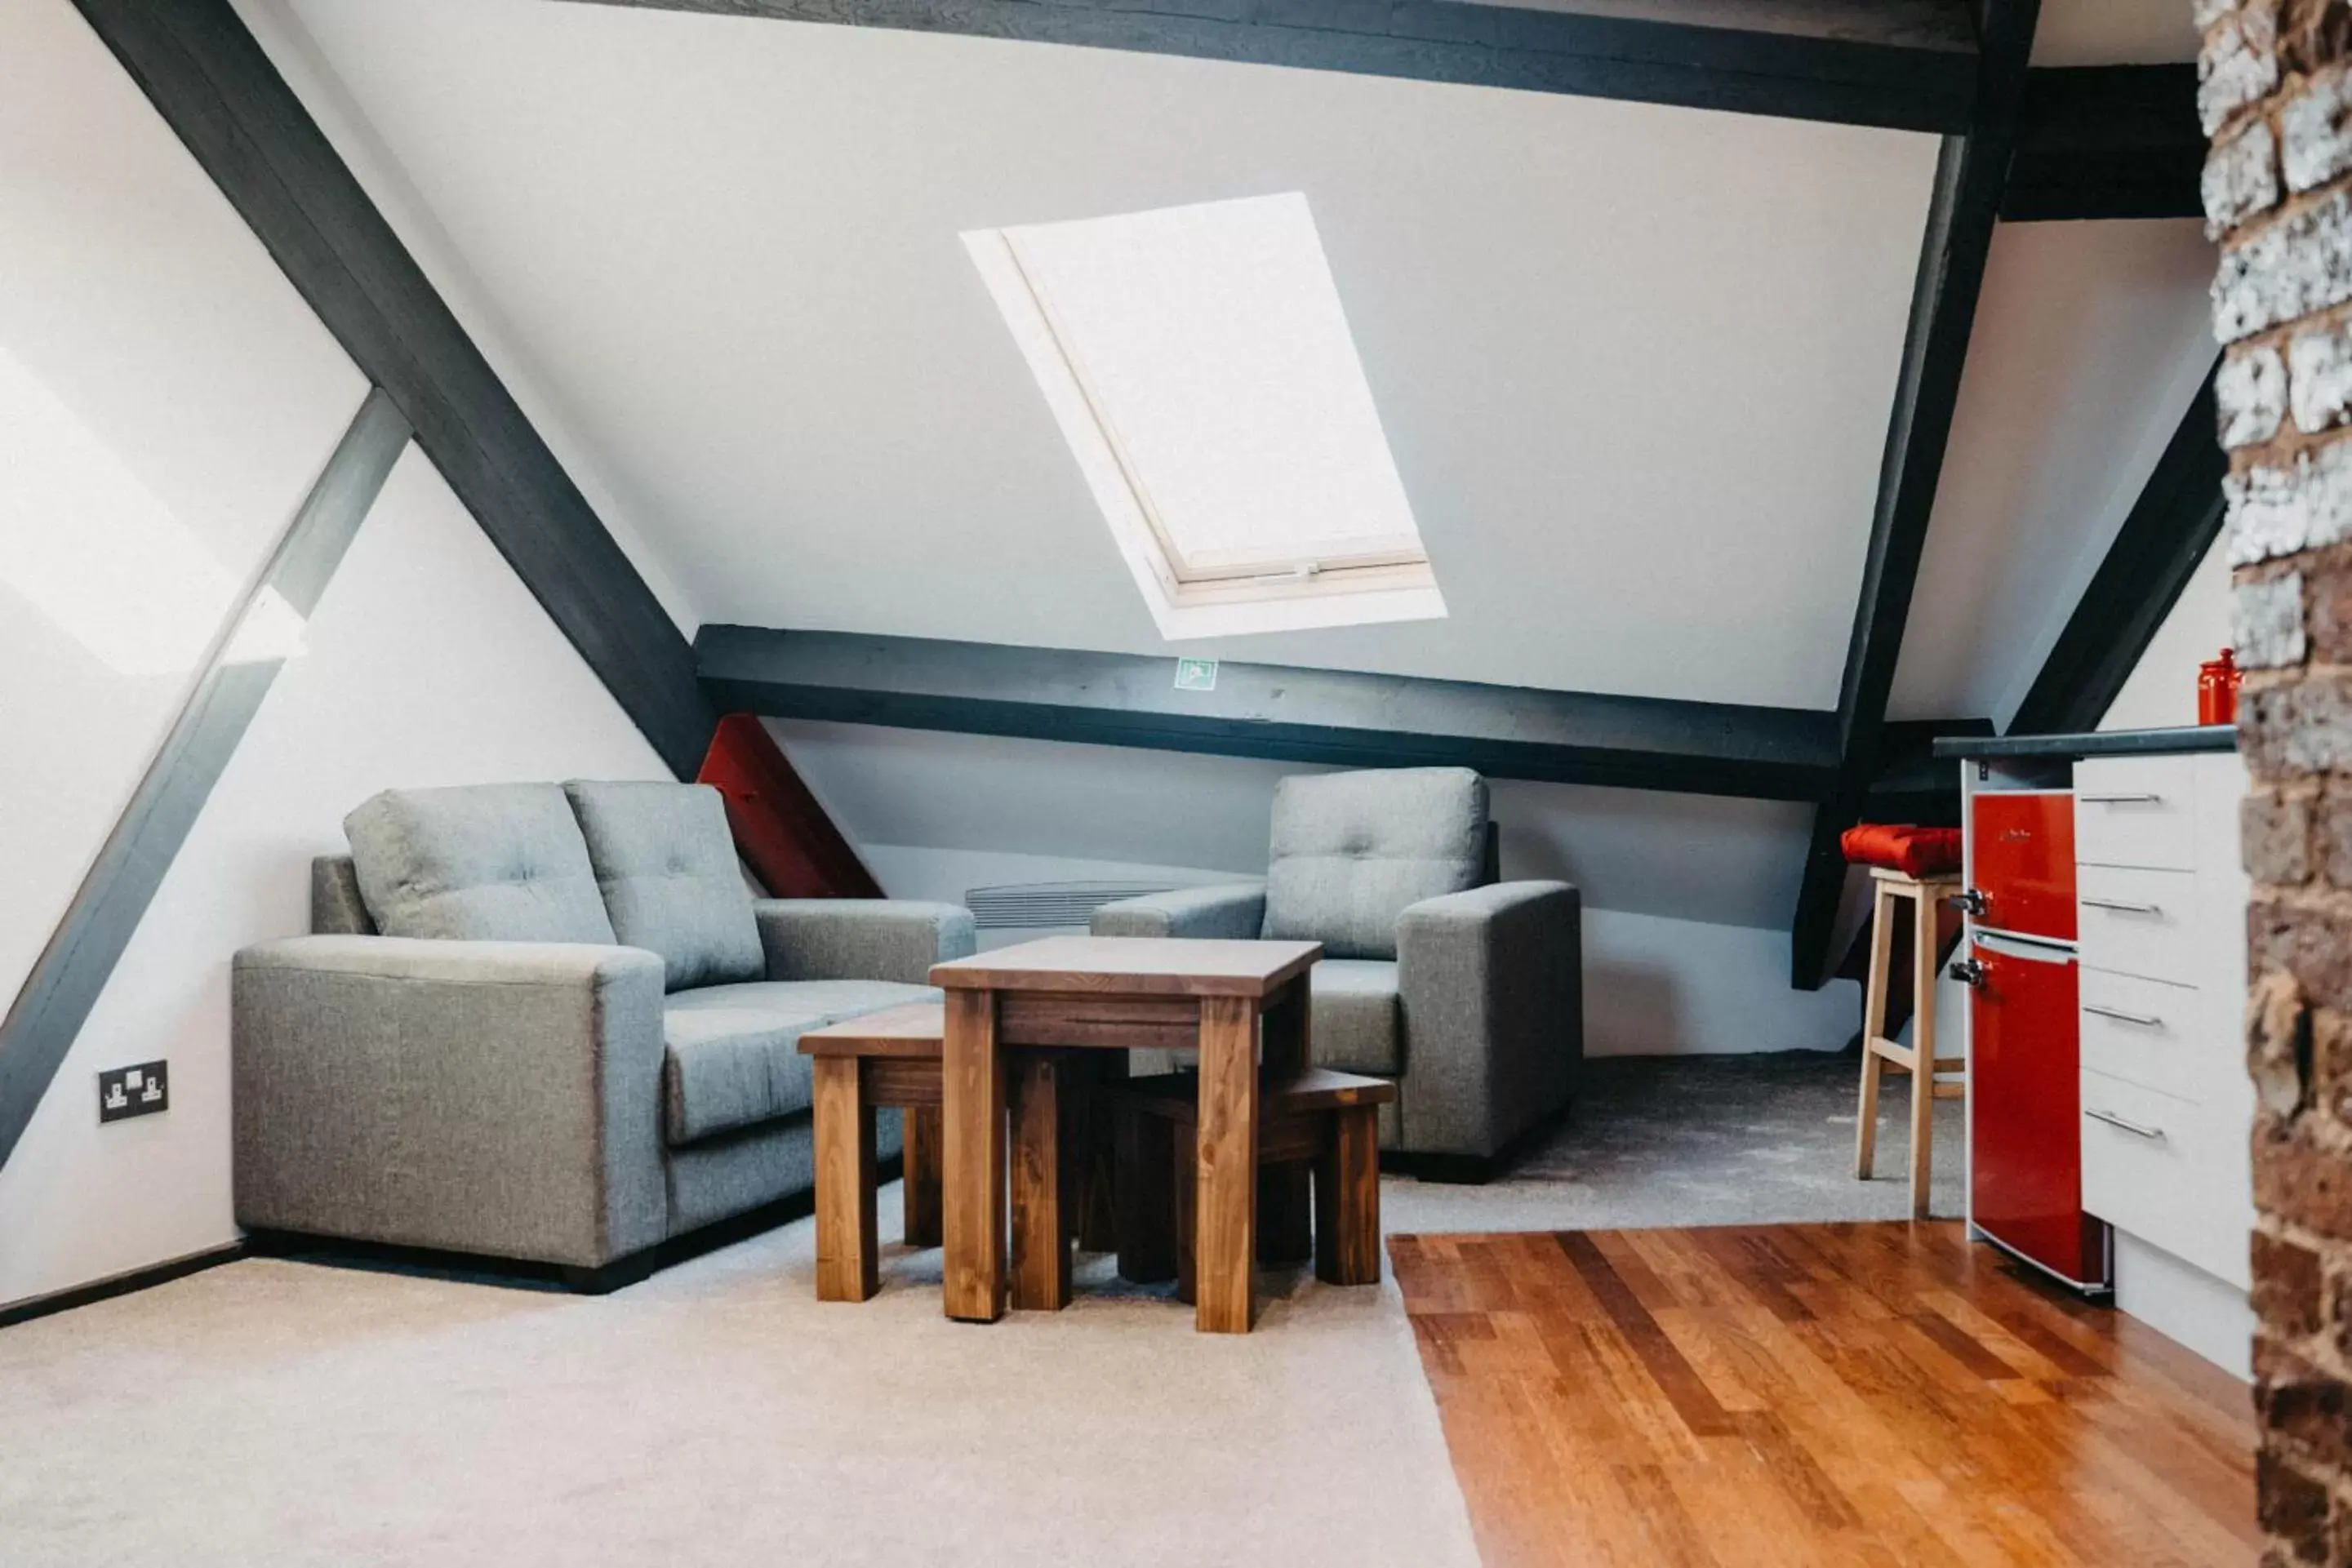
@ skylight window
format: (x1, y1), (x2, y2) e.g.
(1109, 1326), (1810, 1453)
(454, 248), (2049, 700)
(964, 193), (1445, 640)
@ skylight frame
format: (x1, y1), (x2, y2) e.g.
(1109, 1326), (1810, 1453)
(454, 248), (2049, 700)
(965, 193), (1447, 640)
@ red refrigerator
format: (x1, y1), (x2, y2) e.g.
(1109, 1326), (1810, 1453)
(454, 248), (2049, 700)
(1956, 790), (2110, 1290)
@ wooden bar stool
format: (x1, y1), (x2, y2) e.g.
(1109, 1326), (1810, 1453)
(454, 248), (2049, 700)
(1114, 1068), (1395, 1298)
(1853, 868), (1964, 1217)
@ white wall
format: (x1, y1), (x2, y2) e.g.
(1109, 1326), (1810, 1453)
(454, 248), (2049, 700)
(2099, 531), (2234, 732)
(0, 450), (670, 1310)
(774, 720), (1861, 1058)
(0, 0), (367, 1017)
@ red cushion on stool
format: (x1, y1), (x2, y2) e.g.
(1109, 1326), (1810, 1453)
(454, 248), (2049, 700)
(1840, 823), (1962, 878)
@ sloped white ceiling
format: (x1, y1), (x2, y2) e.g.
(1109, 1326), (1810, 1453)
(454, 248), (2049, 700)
(2034, 0), (2200, 66)
(257, 0), (1940, 710)
(1888, 220), (2216, 725)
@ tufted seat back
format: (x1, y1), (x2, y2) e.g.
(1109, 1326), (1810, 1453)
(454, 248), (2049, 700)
(343, 783), (617, 946)
(1259, 768), (1489, 960)
(563, 780), (763, 991)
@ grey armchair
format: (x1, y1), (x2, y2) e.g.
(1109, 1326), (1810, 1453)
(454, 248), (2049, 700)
(233, 780), (974, 1289)
(1092, 768), (1580, 1180)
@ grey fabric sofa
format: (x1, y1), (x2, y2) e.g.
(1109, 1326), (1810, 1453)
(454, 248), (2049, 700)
(1092, 768), (1579, 1180)
(232, 780), (974, 1288)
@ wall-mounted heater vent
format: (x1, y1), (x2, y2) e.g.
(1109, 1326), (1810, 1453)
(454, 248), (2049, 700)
(963, 881), (1179, 931)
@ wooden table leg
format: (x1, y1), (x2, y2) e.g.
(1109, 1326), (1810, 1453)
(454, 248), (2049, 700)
(1855, 880), (1892, 1180)
(1194, 995), (1260, 1333)
(1010, 1052), (1071, 1311)
(902, 1105), (942, 1250)
(1315, 1104), (1381, 1286)
(1174, 1129), (1198, 1307)
(1259, 1165), (1314, 1264)
(813, 1058), (877, 1302)
(1908, 883), (1937, 1219)
(1116, 1107), (1177, 1284)
(1074, 1052), (1124, 1254)
(942, 988), (1006, 1322)
(1256, 975), (1312, 1260)
(1261, 974), (1311, 1078)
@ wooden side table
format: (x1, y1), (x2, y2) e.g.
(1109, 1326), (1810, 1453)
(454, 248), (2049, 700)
(931, 935), (1321, 1335)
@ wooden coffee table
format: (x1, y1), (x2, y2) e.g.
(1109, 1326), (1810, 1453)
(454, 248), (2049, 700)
(929, 935), (1321, 1334)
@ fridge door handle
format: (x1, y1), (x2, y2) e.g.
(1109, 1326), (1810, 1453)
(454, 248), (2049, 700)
(2081, 896), (2163, 917)
(2085, 1107), (2166, 1140)
(2083, 1002), (2163, 1028)
(2079, 793), (2164, 805)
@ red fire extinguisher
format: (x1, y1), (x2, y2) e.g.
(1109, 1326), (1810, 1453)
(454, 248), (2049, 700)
(2199, 647), (2241, 726)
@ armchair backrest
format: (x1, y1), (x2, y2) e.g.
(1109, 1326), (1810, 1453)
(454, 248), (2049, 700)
(1260, 768), (1490, 959)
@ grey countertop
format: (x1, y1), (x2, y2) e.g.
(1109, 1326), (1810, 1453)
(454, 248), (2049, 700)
(1929, 725), (2239, 761)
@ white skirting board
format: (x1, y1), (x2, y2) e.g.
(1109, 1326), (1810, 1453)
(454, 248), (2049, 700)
(2113, 1228), (2254, 1382)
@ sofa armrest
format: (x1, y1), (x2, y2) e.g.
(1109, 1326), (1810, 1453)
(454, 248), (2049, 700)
(754, 899), (976, 985)
(1090, 882), (1267, 939)
(231, 935), (669, 1268)
(1394, 881), (1582, 1162)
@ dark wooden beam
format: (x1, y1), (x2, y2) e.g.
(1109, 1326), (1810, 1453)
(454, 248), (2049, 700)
(1865, 717), (1991, 826)
(698, 627), (1843, 800)
(2005, 371), (2227, 736)
(71, 0), (718, 780)
(1790, 0), (2042, 989)
(566, 0), (1980, 135)
(2003, 64), (2203, 222)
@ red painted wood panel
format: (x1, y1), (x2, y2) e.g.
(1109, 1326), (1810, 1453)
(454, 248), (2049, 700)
(696, 713), (881, 899)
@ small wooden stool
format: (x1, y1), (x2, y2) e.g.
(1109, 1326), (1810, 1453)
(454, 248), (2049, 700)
(1853, 868), (1964, 1217)
(798, 1001), (1121, 1304)
(1114, 1068), (1395, 1298)
(798, 1002), (949, 1302)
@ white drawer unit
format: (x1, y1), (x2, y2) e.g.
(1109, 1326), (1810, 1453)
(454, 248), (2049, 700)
(2068, 749), (2255, 1308)
(2076, 864), (2199, 983)
(2074, 757), (2198, 871)
(2079, 1067), (2255, 1290)
(2079, 969), (2219, 1105)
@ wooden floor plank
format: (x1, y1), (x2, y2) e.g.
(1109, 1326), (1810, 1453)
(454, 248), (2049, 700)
(1391, 1222), (2254, 1566)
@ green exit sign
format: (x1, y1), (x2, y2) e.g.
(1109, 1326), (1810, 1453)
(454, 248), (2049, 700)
(1174, 657), (1219, 692)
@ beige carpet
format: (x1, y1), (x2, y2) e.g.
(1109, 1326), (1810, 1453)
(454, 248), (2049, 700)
(0, 1188), (1479, 1568)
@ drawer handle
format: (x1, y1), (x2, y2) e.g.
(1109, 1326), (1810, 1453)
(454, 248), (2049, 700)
(2083, 1002), (2163, 1028)
(2082, 896), (2163, 917)
(2079, 793), (2165, 805)
(2085, 1108), (2166, 1140)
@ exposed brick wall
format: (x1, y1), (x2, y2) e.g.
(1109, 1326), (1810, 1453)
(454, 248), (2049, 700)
(2205, 3), (2352, 1561)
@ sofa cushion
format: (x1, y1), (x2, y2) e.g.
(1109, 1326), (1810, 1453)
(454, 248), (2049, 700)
(1261, 769), (1487, 960)
(565, 780), (763, 992)
(661, 980), (936, 1146)
(1310, 959), (1403, 1076)
(344, 784), (616, 944)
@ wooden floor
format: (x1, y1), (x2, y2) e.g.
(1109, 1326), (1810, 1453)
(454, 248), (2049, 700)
(1391, 1222), (2256, 1567)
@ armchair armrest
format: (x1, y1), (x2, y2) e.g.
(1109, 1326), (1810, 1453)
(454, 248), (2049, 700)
(754, 899), (976, 985)
(1090, 882), (1267, 939)
(1394, 882), (1582, 1162)
(230, 935), (669, 1268)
